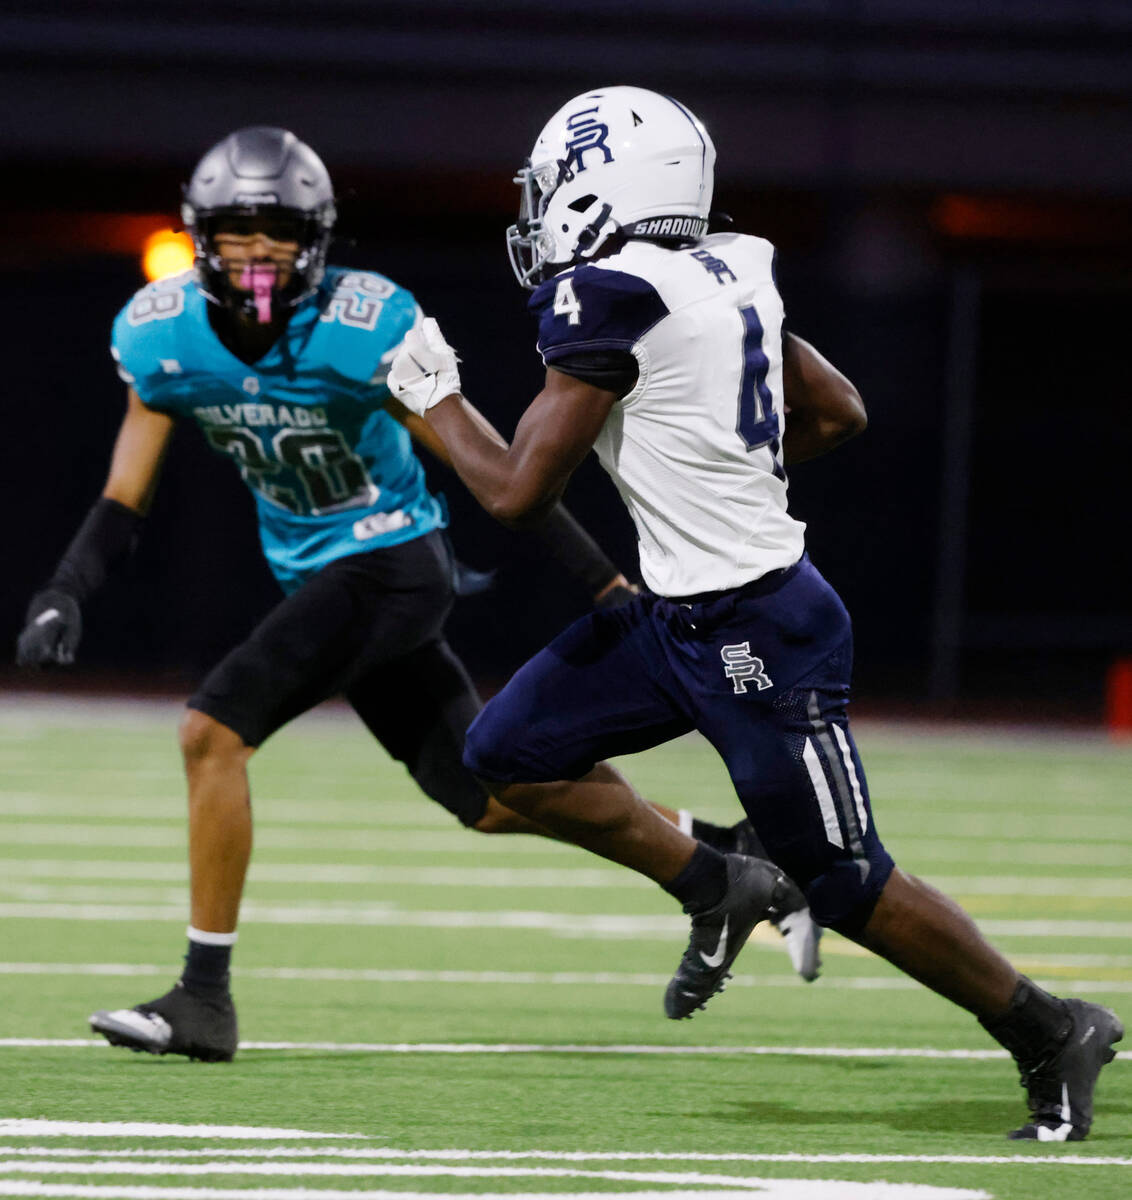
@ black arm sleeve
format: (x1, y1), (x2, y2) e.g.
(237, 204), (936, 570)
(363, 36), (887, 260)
(531, 502), (621, 596)
(49, 497), (144, 602)
(549, 349), (639, 398)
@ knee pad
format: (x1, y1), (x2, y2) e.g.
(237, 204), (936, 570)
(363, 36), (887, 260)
(805, 852), (895, 937)
(411, 754), (489, 828)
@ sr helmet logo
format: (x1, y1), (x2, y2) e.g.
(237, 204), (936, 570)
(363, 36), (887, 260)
(564, 107), (614, 172)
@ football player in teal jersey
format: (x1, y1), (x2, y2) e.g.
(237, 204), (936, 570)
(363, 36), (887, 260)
(16, 127), (817, 1061)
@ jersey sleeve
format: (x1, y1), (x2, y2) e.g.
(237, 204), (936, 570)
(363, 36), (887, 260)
(530, 265), (669, 367)
(109, 272), (193, 413)
(317, 270), (421, 399)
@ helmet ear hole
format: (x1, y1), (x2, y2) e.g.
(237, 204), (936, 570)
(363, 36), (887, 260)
(567, 194), (598, 213)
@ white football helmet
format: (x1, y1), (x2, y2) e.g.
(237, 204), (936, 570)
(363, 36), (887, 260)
(506, 86), (716, 289)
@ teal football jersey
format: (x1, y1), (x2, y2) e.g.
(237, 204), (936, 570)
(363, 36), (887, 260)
(111, 266), (446, 592)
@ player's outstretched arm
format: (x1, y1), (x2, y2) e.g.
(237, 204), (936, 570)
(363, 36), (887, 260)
(781, 332), (867, 464)
(16, 389), (174, 667)
(387, 357), (632, 604)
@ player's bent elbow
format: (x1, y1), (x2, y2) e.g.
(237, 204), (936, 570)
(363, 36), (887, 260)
(486, 488), (557, 529)
(829, 386), (867, 441)
(843, 392), (868, 438)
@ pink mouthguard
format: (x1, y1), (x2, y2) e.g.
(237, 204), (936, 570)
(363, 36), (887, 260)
(239, 263), (277, 324)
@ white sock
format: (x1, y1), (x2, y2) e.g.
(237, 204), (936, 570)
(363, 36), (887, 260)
(186, 926), (238, 946)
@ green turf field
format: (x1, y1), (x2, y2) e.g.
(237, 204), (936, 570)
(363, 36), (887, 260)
(0, 696), (1128, 1200)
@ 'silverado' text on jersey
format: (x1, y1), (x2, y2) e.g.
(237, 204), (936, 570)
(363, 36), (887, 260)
(530, 234), (805, 597)
(110, 267), (445, 592)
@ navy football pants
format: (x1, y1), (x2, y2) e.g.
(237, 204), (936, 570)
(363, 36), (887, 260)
(464, 558), (895, 933)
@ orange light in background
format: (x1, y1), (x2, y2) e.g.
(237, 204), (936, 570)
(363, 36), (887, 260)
(930, 195), (1132, 246)
(142, 229), (194, 281)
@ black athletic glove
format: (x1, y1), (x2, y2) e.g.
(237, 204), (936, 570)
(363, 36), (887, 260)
(16, 588), (83, 666)
(15, 497), (143, 668)
(594, 583), (639, 610)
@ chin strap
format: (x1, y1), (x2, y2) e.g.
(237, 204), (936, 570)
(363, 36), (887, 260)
(575, 204), (616, 261)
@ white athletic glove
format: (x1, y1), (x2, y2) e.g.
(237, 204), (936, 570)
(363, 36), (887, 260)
(387, 317), (462, 416)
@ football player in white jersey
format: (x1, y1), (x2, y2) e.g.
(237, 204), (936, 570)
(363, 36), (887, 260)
(389, 87), (1122, 1141)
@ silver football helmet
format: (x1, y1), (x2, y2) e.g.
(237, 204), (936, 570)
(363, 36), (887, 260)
(181, 126), (337, 317)
(506, 86), (716, 289)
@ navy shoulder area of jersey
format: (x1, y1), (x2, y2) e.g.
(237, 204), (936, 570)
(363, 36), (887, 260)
(530, 264), (668, 365)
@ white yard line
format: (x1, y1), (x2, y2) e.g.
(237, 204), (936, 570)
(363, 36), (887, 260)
(0, 826), (569, 855)
(0, 1148), (1127, 1167)
(4, 861), (1132, 898)
(3, 799), (1129, 840)
(3, 824), (1129, 865)
(0, 1126), (356, 1141)
(0, 1186), (992, 1200)
(2, 962), (1130, 994)
(0, 798), (457, 831)
(5, 1037), (1131, 1061)
(0, 1162), (991, 1182)
(2, 902), (1131, 940)
(0, 865), (645, 891)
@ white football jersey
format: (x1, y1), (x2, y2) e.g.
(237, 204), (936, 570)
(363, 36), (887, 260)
(531, 233), (805, 597)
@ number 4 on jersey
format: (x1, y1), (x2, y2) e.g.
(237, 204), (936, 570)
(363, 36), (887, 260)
(736, 303), (781, 451)
(553, 278), (583, 326)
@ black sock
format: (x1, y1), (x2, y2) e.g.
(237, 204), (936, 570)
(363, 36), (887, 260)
(690, 818), (738, 855)
(979, 977), (1072, 1065)
(663, 842), (728, 913)
(734, 819), (767, 858)
(182, 939), (233, 995)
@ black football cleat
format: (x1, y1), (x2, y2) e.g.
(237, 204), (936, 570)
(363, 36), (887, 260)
(665, 853), (806, 1020)
(90, 982), (238, 1062)
(1008, 999), (1123, 1141)
(731, 819), (822, 982)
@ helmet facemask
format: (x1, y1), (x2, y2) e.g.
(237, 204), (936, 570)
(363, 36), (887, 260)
(181, 126), (337, 322)
(506, 152), (617, 290)
(184, 204), (333, 323)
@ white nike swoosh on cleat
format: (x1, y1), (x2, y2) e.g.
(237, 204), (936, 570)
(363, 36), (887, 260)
(699, 915), (729, 969)
(1079, 1024), (1096, 1046)
(34, 609), (61, 626)
(91, 1009), (172, 1046)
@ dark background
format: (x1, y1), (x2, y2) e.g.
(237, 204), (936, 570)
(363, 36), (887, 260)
(1, 0), (1130, 719)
